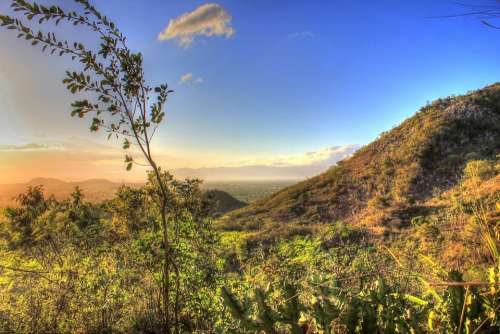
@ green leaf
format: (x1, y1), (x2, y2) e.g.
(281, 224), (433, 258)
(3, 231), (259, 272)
(404, 294), (429, 306)
(122, 139), (130, 150)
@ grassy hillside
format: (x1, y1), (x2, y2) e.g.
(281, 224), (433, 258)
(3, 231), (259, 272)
(225, 84), (500, 236)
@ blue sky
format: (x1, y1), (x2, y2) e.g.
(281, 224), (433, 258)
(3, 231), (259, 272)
(1, 0), (500, 182)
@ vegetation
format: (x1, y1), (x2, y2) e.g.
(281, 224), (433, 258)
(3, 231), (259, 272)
(0, 1), (499, 333)
(220, 156), (500, 334)
(0, 155), (498, 333)
(0, 1), (237, 332)
(0, 178), (223, 333)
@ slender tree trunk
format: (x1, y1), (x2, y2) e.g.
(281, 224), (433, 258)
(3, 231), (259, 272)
(149, 162), (172, 334)
(160, 193), (170, 334)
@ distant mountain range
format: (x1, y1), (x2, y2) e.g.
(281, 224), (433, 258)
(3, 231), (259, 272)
(0, 178), (142, 207)
(0, 144), (360, 208)
(172, 145), (360, 181)
(0, 178), (249, 215)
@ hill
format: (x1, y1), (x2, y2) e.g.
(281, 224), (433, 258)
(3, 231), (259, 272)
(204, 190), (247, 216)
(0, 178), (247, 215)
(225, 83), (500, 235)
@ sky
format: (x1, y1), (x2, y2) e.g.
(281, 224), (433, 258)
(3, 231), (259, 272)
(1, 0), (500, 183)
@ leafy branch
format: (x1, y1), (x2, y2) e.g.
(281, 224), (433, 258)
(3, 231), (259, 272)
(0, 1), (177, 332)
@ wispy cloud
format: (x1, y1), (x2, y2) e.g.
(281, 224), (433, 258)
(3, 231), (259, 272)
(158, 3), (235, 47)
(288, 31), (316, 39)
(179, 72), (203, 85)
(0, 143), (62, 151)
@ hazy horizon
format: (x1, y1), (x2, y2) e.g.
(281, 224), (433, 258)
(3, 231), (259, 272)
(0, 143), (358, 184)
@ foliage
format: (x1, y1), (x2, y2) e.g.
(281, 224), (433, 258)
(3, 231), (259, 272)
(0, 179), (222, 334)
(0, 0), (196, 332)
(219, 158), (500, 333)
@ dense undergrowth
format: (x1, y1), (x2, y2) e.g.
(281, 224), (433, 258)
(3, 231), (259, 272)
(0, 174), (224, 333)
(218, 157), (500, 333)
(0, 157), (498, 333)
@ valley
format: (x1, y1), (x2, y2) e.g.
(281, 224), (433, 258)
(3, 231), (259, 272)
(0, 178), (295, 208)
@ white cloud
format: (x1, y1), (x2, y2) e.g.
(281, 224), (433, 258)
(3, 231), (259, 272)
(180, 72), (203, 85)
(158, 3), (235, 47)
(304, 145), (359, 166)
(241, 145), (360, 167)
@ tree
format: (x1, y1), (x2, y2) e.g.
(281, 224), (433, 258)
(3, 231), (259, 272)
(0, 1), (177, 332)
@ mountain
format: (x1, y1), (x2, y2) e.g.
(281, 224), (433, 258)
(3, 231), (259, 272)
(225, 83), (500, 234)
(27, 177), (67, 186)
(172, 145), (360, 181)
(204, 190), (247, 216)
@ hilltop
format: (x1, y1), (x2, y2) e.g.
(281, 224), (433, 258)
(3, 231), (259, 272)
(225, 83), (500, 235)
(204, 190), (247, 217)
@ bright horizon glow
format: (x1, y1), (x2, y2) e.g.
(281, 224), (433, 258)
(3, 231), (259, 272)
(1, 0), (500, 183)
